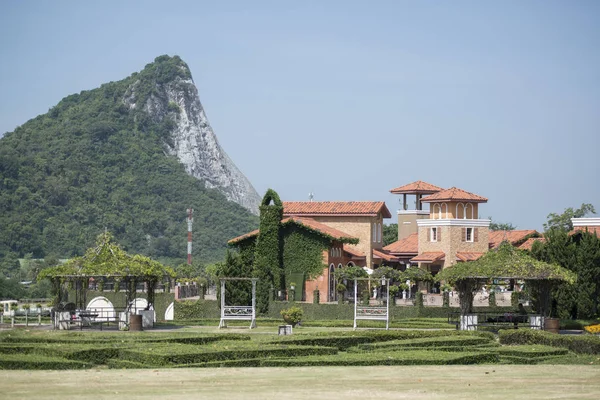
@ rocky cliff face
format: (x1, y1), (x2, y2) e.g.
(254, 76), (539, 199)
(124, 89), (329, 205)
(124, 57), (261, 215)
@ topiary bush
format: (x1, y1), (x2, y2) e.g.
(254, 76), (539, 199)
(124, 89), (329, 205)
(280, 305), (304, 327)
(499, 329), (600, 354)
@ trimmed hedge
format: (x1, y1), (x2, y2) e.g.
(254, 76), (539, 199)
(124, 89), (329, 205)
(499, 329), (600, 354)
(175, 299), (221, 319)
(0, 353), (91, 370)
(107, 358), (150, 369)
(118, 344), (338, 366)
(0, 330), (249, 345)
(494, 344), (568, 358)
(260, 350), (499, 367)
(354, 336), (493, 351)
(273, 330), (494, 350)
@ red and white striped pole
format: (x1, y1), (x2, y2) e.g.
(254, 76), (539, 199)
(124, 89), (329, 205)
(187, 208), (193, 265)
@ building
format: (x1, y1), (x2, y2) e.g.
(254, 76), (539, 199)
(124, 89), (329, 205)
(229, 200), (393, 303)
(383, 181), (543, 291)
(282, 201), (392, 268)
(571, 218), (600, 237)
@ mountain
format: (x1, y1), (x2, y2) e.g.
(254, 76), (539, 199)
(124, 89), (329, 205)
(133, 57), (261, 214)
(0, 55), (259, 266)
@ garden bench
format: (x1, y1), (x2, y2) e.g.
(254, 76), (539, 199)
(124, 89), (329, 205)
(219, 306), (256, 328)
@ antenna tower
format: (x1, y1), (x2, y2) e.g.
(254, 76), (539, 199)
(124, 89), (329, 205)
(187, 208), (193, 265)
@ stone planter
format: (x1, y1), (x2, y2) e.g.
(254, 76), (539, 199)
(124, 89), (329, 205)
(137, 310), (155, 329)
(460, 314), (478, 331)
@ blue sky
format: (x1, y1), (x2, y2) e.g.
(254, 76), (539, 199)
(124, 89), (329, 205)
(1, 1), (598, 230)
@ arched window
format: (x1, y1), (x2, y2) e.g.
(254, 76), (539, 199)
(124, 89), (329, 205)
(377, 223), (382, 242)
(465, 203), (474, 219)
(456, 203), (465, 219)
(441, 203), (447, 219)
(347, 261), (355, 267)
(433, 204), (441, 219)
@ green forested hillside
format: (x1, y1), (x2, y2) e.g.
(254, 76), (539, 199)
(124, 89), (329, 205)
(0, 55), (258, 273)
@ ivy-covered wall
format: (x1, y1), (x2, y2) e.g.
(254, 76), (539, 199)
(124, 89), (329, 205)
(174, 299), (220, 319)
(282, 225), (329, 280)
(253, 189), (283, 313)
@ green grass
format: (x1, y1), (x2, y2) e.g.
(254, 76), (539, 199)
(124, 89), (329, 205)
(0, 366), (599, 399)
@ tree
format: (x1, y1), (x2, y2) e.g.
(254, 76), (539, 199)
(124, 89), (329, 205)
(543, 203), (596, 232)
(217, 250), (252, 307)
(437, 242), (575, 316)
(383, 223), (398, 246)
(0, 252), (20, 279)
(0, 277), (25, 299)
(532, 229), (600, 319)
(488, 217), (516, 231)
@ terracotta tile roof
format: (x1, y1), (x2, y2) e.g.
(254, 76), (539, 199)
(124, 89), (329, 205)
(343, 244), (366, 258)
(488, 230), (539, 249)
(570, 226), (600, 238)
(390, 180), (444, 195)
(421, 187), (488, 203)
(373, 249), (399, 262)
(518, 237), (546, 251)
(456, 252), (485, 262)
(228, 228), (260, 244)
(410, 252), (445, 263)
(283, 201), (392, 218)
(228, 217), (357, 245)
(383, 233), (419, 254)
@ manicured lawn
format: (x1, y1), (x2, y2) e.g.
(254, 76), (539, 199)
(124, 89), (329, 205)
(0, 365), (599, 399)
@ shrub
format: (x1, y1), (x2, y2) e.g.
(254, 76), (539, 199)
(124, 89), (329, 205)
(584, 324), (600, 334)
(499, 329), (600, 354)
(280, 306), (303, 327)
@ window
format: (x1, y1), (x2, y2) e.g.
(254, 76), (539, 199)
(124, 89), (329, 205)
(372, 223), (376, 242)
(465, 227), (473, 242)
(378, 223), (382, 243)
(431, 227), (438, 242)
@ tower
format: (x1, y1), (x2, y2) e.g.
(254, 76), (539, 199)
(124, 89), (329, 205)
(390, 181), (443, 240)
(415, 187), (490, 271)
(187, 208), (193, 265)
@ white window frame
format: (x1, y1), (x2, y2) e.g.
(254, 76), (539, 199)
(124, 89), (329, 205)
(466, 227), (474, 242)
(372, 223), (376, 243)
(431, 227), (438, 242)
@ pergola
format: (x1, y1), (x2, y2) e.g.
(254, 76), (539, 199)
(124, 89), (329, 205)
(39, 232), (175, 318)
(437, 241), (576, 320)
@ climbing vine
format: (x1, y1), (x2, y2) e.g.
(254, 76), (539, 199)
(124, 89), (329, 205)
(38, 232), (175, 309)
(253, 189), (284, 313)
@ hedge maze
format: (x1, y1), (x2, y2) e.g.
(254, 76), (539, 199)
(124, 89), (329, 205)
(1, 328), (598, 370)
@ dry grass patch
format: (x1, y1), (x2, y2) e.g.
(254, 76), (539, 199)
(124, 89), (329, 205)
(1, 365), (599, 399)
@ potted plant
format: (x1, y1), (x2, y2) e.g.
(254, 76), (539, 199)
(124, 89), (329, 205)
(280, 305), (303, 327)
